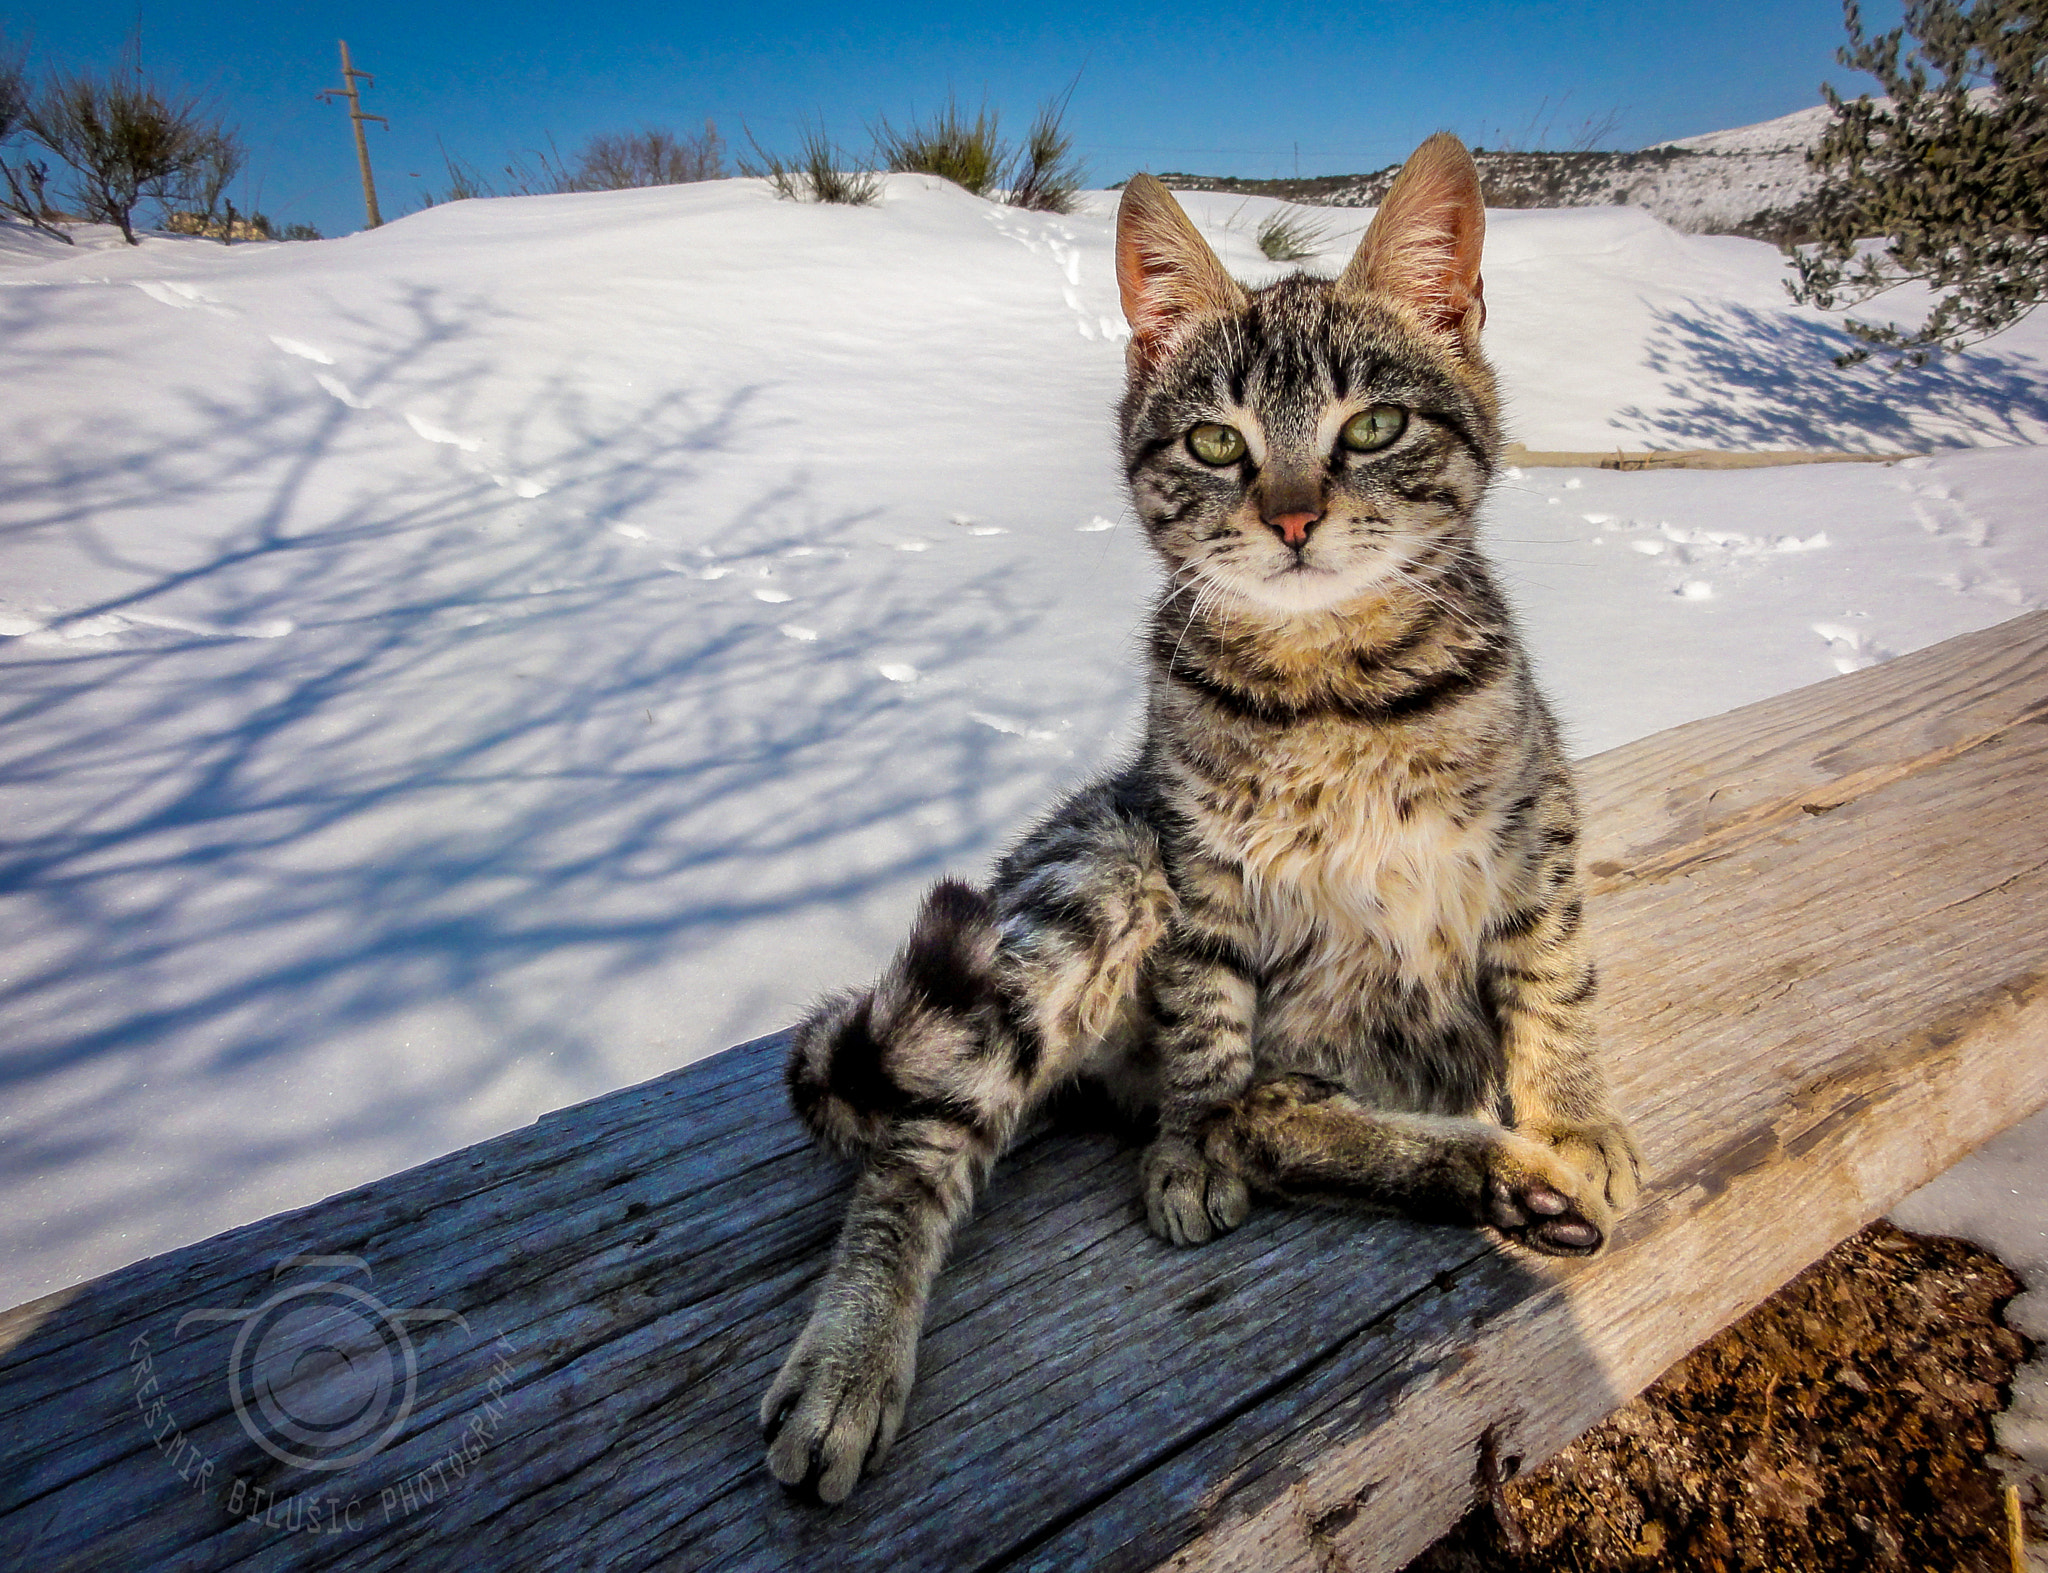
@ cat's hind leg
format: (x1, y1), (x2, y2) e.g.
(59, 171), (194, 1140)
(765, 824), (1172, 1501)
(766, 879), (1022, 1500)
(1199, 1073), (1612, 1256)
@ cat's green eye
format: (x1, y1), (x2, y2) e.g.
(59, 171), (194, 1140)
(1340, 404), (1408, 453)
(1186, 423), (1247, 466)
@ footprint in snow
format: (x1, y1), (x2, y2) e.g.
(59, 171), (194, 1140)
(315, 373), (371, 409)
(132, 279), (235, 315)
(1935, 571), (2035, 609)
(970, 711), (1065, 743)
(1812, 621), (1894, 675)
(270, 336), (334, 365)
(400, 412), (552, 498)
(405, 413), (485, 453)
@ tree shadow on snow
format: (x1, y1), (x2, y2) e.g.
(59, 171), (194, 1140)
(1609, 300), (2048, 451)
(0, 281), (1089, 1288)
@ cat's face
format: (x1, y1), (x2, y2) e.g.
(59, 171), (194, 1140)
(1121, 276), (1498, 615)
(1114, 137), (1499, 620)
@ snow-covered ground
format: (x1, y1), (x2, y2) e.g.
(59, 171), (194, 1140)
(2, 177), (2045, 1315)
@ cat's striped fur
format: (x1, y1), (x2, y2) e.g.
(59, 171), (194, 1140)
(762, 133), (1642, 1503)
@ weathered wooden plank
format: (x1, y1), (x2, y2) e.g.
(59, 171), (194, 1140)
(1, 610), (2043, 1573)
(0, 1050), (811, 1519)
(1581, 606), (2048, 882)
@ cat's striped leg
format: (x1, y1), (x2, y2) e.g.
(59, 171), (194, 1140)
(1482, 842), (1642, 1246)
(1198, 1074), (1614, 1256)
(767, 807), (1174, 1500)
(766, 881), (1031, 1501)
(1141, 893), (1262, 1246)
(763, 1110), (1003, 1501)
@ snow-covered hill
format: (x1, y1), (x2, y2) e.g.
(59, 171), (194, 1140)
(2, 176), (2045, 1306)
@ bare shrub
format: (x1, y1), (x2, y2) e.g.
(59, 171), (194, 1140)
(161, 127), (244, 243)
(0, 43), (69, 242)
(27, 69), (221, 244)
(570, 123), (724, 190)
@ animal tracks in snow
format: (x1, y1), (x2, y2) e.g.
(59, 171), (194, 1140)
(1884, 460), (2036, 611)
(1578, 511), (1828, 607)
(1889, 459), (1992, 547)
(985, 210), (1127, 343)
(1588, 515), (1831, 565)
(969, 711), (1067, 744)
(256, 324), (559, 499)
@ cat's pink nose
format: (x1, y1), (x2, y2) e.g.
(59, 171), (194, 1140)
(1268, 510), (1320, 547)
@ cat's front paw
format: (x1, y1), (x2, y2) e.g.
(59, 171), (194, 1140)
(1142, 1136), (1249, 1246)
(1482, 1129), (1618, 1257)
(761, 1315), (916, 1504)
(1539, 1117), (1643, 1216)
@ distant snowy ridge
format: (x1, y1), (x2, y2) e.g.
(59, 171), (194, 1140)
(1654, 103), (1839, 156)
(1159, 104), (1835, 241)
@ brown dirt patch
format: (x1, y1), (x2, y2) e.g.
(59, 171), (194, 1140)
(1407, 1221), (2032, 1573)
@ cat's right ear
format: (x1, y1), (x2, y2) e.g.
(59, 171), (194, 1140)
(1116, 175), (1247, 370)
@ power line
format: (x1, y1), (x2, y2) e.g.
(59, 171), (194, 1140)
(317, 41), (387, 230)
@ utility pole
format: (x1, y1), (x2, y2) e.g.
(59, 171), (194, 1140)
(318, 40), (386, 230)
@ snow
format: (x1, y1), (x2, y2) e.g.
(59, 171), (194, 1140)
(1891, 1107), (2048, 1506)
(1656, 103), (1838, 156)
(3, 176), (2046, 1314)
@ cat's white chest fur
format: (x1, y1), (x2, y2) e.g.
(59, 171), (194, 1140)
(1196, 736), (1504, 982)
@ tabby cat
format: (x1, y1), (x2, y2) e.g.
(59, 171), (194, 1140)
(761, 133), (1642, 1504)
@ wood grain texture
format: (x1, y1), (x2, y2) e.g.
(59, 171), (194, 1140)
(2, 610), (2044, 1573)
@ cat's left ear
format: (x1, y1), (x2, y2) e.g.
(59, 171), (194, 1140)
(1116, 174), (1248, 369)
(1337, 133), (1487, 353)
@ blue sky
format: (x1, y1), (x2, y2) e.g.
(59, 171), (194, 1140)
(6, 1), (1901, 238)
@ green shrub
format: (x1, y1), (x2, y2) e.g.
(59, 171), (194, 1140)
(1005, 96), (1086, 214)
(1255, 207), (1336, 261)
(1788, 0), (2048, 364)
(873, 91), (1086, 212)
(875, 96), (1005, 196)
(743, 121), (880, 205)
